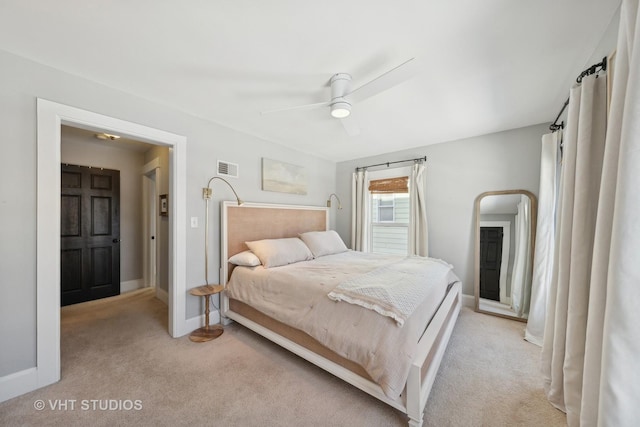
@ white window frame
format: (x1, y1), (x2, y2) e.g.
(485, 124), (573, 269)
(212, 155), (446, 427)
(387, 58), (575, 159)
(366, 166), (411, 254)
(376, 194), (396, 223)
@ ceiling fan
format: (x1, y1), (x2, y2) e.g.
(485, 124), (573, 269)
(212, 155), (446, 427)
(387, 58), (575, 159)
(261, 57), (416, 136)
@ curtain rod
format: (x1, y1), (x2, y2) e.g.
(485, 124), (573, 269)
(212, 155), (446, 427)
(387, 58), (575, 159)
(355, 156), (427, 171)
(549, 57), (607, 132)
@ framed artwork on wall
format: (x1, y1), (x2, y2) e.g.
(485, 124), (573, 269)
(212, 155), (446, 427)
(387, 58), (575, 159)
(261, 158), (307, 195)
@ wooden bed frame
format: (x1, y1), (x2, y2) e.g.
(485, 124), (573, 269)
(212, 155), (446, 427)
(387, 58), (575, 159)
(219, 201), (461, 427)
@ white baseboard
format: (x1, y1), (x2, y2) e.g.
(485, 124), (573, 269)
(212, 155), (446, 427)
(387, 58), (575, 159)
(121, 279), (145, 293)
(461, 293), (475, 308)
(0, 367), (38, 403)
(156, 288), (169, 305)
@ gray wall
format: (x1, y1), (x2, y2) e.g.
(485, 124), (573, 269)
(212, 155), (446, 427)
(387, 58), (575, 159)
(335, 124), (547, 297)
(587, 7), (619, 66)
(0, 49), (335, 377)
(61, 127), (147, 284)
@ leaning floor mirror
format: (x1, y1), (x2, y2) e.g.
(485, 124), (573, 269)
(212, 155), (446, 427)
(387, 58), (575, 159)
(474, 190), (537, 322)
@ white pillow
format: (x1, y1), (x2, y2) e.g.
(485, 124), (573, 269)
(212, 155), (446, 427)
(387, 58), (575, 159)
(299, 230), (348, 258)
(228, 250), (261, 267)
(245, 237), (313, 268)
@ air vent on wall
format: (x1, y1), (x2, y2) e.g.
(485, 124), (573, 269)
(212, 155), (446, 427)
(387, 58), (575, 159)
(217, 160), (239, 178)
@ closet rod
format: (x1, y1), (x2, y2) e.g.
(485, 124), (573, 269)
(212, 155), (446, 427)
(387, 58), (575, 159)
(549, 56), (607, 131)
(355, 156), (426, 171)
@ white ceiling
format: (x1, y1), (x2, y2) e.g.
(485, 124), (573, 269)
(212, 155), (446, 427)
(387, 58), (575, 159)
(0, 1), (620, 162)
(62, 125), (154, 153)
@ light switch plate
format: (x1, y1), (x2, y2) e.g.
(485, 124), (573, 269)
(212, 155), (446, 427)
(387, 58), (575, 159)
(190, 217), (198, 228)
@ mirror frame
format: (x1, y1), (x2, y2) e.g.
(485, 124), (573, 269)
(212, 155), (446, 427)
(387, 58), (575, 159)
(474, 189), (537, 322)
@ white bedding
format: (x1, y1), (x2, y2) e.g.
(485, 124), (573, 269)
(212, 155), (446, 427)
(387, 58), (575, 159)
(328, 257), (456, 326)
(225, 251), (460, 399)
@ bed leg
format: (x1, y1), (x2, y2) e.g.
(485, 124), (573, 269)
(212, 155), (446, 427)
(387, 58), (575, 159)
(406, 364), (424, 427)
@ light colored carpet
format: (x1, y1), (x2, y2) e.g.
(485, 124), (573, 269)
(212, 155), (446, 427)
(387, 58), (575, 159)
(0, 289), (566, 426)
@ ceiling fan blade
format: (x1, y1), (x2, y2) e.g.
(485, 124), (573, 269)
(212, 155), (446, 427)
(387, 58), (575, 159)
(260, 100), (330, 115)
(340, 115), (360, 136)
(347, 57), (417, 103)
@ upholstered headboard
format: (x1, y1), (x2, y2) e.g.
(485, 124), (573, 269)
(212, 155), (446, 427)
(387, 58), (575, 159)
(220, 202), (329, 284)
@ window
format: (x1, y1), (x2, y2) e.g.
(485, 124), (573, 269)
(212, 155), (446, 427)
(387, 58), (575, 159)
(377, 195), (395, 222)
(368, 170), (410, 255)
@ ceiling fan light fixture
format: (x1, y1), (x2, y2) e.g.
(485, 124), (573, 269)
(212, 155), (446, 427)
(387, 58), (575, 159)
(330, 101), (351, 118)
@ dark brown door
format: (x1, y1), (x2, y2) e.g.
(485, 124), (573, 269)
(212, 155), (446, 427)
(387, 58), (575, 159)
(479, 227), (503, 301)
(61, 165), (120, 306)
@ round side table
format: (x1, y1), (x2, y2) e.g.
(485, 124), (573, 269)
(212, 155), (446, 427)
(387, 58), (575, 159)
(189, 284), (224, 342)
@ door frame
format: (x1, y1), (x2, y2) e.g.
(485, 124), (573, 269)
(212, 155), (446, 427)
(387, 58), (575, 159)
(480, 220), (511, 304)
(37, 99), (187, 389)
(143, 160), (161, 301)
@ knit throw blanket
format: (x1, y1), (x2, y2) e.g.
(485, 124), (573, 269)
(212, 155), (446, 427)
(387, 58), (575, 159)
(327, 257), (455, 326)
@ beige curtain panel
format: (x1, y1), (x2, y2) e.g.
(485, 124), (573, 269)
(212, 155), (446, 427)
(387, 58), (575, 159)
(408, 162), (428, 257)
(526, 131), (561, 346)
(593, 0), (640, 423)
(542, 0), (640, 424)
(510, 195), (533, 318)
(542, 71), (608, 427)
(351, 170), (369, 251)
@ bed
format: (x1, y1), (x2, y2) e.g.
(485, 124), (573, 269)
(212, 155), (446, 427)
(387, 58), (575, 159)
(219, 202), (462, 427)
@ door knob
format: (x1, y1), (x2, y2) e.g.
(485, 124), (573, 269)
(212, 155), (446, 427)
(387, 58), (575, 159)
(113, 238), (121, 243)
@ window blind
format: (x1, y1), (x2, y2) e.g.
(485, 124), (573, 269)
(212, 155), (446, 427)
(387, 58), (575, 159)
(368, 176), (408, 194)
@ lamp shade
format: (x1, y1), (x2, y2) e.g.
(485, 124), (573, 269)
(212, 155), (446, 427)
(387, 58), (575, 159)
(330, 101), (351, 118)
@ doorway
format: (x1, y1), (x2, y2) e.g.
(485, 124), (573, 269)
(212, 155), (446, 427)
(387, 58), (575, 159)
(36, 99), (188, 392)
(60, 127), (166, 306)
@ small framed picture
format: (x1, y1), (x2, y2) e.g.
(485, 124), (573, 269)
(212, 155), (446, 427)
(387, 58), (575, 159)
(159, 194), (168, 216)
